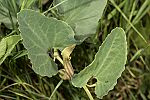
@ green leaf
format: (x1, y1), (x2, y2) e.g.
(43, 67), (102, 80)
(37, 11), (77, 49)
(0, 0), (17, 29)
(0, 35), (21, 65)
(0, 38), (6, 59)
(0, 14), (17, 29)
(71, 27), (127, 98)
(18, 9), (76, 77)
(12, 50), (28, 60)
(54, 0), (107, 41)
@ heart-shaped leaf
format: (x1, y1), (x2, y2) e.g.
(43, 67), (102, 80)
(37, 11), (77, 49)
(71, 27), (127, 98)
(0, 35), (21, 65)
(18, 9), (76, 77)
(54, 0), (107, 41)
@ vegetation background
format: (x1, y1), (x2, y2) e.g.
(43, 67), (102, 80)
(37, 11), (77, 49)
(0, 0), (150, 99)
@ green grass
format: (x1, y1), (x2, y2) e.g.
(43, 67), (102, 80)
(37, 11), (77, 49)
(0, 0), (150, 99)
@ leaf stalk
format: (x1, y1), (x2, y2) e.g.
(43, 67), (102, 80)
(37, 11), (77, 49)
(83, 86), (94, 100)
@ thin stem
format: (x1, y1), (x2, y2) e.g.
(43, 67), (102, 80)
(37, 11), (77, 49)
(86, 84), (96, 88)
(56, 56), (63, 65)
(49, 79), (63, 100)
(43, 0), (68, 14)
(54, 49), (63, 65)
(0, 83), (18, 92)
(21, 0), (26, 10)
(83, 86), (94, 100)
(109, 0), (147, 44)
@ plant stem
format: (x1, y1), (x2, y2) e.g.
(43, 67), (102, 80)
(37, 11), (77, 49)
(83, 86), (94, 100)
(86, 84), (96, 88)
(43, 0), (68, 14)
(21, 0), (26, 10)
(109, 0), (147, 44)
(49, 79), (63, 100)
(54, 49), (63, 65)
